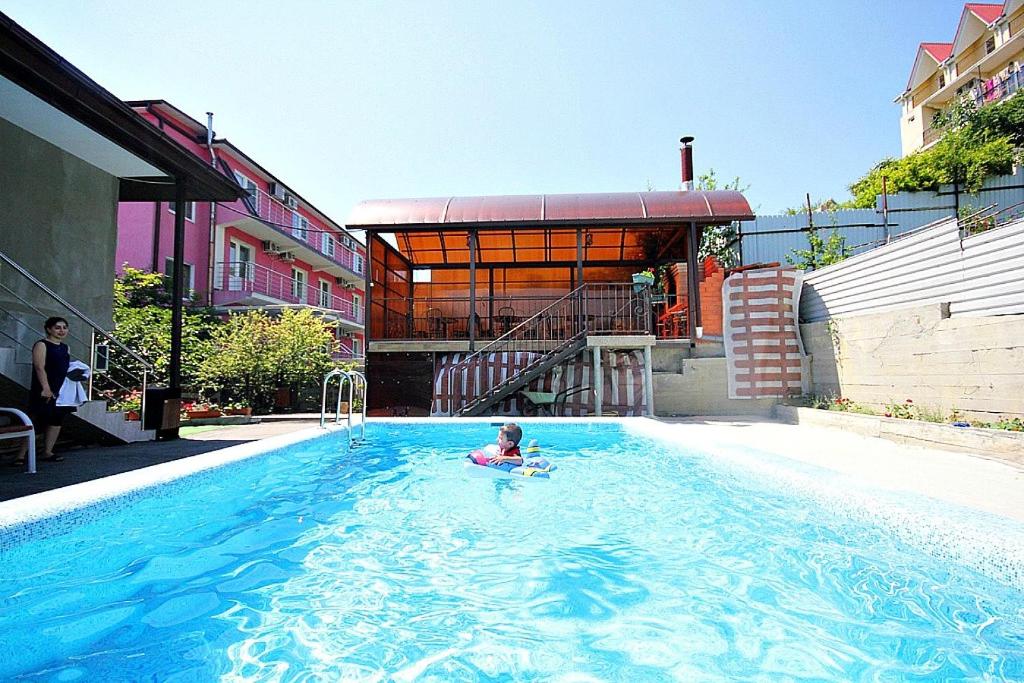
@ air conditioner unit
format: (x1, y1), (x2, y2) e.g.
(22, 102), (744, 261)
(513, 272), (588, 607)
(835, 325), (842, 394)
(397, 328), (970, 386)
(279, 252), (296, 263)
(284, 194), (299, 209)
(261, 240), (281, 254)
(268, 182), (286, 200)
(334, 276), (346, 285)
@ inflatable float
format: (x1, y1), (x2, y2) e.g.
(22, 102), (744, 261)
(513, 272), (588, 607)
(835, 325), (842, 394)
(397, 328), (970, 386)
(464, 439), (556, 480)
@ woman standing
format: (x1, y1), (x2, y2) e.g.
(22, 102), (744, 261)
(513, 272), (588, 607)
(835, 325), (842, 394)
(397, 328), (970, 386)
(29, 316), (74, 462)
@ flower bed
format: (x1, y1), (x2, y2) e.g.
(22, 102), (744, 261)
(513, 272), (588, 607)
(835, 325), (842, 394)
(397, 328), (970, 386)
(775, 405), (1024, 464)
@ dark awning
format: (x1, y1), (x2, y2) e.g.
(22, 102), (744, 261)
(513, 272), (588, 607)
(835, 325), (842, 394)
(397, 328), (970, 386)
(0, 11), (245, 203)
(348, 190), (754, 231)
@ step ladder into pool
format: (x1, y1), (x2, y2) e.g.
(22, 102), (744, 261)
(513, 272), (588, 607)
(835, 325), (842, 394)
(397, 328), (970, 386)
(320, 369), (367, 448)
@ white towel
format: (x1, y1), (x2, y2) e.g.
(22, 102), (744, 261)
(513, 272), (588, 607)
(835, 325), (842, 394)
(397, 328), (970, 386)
(56, 360), (90, 407)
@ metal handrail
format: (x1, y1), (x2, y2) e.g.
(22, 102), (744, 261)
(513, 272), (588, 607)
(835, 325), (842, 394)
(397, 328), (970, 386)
(320, 368), (350, 428)
(349, 370), (368, 442)
(0, 250), (152, 425)
(0, 249), (154, 370)
(445, 282), (652, 415)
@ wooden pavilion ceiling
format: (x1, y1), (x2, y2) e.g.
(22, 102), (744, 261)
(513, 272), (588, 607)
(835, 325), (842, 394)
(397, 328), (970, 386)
(390, 225), (685, 267)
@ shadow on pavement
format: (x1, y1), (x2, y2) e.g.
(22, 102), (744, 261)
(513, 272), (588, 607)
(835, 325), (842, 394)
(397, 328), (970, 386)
(0, 438), (251, 502)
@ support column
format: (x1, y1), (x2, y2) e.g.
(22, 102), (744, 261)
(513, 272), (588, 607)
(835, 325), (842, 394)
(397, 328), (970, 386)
(686, 221), (703, 348)
(169, 179), (187, 393)
(643, 344), (655, 417)
(468, 229), (477, 350)
(592, 346), (603, 417)
(364, 233), (373, 342)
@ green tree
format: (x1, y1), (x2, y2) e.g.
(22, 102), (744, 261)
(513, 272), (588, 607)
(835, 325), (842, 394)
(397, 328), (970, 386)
(111, 267), (220, 390)
(695, 169), (748, 267)
(198, 309), (337, 413)
(847, 92), (1020, 208)
(785, 229), (852, 271)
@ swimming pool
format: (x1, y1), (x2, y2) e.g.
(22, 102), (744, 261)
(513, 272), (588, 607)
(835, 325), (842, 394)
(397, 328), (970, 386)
(1, 420), (1023, 680)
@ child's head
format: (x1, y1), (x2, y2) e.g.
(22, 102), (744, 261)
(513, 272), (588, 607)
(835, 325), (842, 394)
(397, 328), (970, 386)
(497, 423), (522, 449)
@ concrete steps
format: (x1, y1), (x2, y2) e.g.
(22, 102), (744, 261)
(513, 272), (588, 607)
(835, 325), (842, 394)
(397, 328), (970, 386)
(0, 344), (155, 444)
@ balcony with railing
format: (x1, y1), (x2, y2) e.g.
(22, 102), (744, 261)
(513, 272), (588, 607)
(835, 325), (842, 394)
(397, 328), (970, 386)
(219, 187), (366, 280)
(212, 261), (363, 327)
(375, 285), (654, 344)
(922, 67), (1022, 147)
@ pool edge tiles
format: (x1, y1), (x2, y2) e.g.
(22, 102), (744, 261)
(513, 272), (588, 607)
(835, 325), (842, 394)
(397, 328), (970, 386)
(0, 424), (347, 546)
(625, 419), (1024, 592)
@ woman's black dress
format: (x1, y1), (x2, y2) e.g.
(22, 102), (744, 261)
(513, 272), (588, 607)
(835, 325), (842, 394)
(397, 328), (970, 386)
(28, 339), (75, 427)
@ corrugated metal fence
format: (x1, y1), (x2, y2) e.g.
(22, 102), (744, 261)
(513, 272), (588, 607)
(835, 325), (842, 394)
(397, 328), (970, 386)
(741, 167), (1024, 266)
(799, 215), (1024, 322)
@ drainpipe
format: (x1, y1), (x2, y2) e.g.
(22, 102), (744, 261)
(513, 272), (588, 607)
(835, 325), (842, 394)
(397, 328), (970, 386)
(206, 112), (218, 307)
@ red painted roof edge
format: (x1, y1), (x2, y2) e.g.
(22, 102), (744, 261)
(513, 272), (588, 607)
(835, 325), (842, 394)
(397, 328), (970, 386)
(965, 3), (1004, 25)
(347, 191), (755, 228)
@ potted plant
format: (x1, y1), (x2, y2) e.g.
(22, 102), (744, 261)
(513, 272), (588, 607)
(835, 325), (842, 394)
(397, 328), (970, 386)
(223, 400), (252, 416)
(112, 390), (142, 421)
(631, 269), (655, 290)
(182, 401), (222, 420)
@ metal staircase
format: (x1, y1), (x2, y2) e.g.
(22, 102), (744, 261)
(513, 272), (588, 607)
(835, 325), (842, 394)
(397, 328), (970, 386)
(0, 249), (156, 444)
(449, 283), (650, 416)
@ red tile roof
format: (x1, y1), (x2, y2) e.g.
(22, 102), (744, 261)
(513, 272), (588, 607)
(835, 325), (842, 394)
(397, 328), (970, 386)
(920, 42), (953, 63)
(964, 3), (1003, 24)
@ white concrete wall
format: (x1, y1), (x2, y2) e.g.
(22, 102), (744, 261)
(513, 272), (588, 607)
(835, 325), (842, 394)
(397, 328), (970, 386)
(802, 303), (1024, 420)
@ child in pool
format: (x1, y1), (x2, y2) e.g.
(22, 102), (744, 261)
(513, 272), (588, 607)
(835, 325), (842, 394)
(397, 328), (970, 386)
(467, 423), (524, 471)
(488, 423), (524, 467)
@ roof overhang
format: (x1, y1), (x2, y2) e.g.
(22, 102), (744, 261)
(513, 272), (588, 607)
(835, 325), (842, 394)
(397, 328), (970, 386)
(0, 12), (245, 203)
(348, 190), (755, 233)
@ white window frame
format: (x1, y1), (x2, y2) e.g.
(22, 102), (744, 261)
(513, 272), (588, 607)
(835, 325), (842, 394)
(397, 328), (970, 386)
(167, 201), (196, 222)
(292, 267), (307, 303)
(234, 171), (259, 205)
(318, 278), (332, 308)
(351, 337), (362, 357)
(321, 231), (336, 257)
(352, 253), (364, 275)
(292, 212), (309, 240)
(164, 257), (195, 293)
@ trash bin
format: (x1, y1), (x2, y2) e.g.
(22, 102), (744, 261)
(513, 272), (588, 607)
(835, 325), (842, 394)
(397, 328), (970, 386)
(144, 386), (182, 440)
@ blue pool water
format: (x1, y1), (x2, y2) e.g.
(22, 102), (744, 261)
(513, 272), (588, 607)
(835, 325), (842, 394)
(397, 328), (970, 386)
(1, 421), (1023, 681)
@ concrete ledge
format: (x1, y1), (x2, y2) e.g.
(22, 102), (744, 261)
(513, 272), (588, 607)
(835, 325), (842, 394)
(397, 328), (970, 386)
(775, 405), (1024, 465)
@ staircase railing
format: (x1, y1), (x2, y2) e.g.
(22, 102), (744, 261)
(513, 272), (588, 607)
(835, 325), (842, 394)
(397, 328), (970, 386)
(446, 283), (651, 415)
(0, 249), (154, 427)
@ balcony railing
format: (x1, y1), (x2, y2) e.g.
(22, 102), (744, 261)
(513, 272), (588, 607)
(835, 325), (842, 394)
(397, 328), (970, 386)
(922, 68), (1021, 147)
(213, 261), (363, 325)
(225, 187), (365, 277)
(376, 287), (654, 341)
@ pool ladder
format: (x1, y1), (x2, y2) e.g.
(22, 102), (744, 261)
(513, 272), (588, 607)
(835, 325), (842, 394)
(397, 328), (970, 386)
(320, 369), (367, 448)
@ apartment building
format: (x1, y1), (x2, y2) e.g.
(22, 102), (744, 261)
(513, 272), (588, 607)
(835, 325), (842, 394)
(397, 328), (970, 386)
(898, 1), (1024, 156)
(116, 101), (366, 359)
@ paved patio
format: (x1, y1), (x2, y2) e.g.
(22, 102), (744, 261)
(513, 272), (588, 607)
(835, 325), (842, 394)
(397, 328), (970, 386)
(0, 414), (321, 502)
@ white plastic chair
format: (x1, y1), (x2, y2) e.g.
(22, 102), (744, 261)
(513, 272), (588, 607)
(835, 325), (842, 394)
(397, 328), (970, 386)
(0, 407), (35, 474)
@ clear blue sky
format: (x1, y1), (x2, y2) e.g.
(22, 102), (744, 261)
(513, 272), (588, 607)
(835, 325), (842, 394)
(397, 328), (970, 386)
(3, 0), (975, 219)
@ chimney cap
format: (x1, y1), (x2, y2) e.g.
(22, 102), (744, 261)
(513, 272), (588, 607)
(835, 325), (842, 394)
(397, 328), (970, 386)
(680, 135), (695, 145)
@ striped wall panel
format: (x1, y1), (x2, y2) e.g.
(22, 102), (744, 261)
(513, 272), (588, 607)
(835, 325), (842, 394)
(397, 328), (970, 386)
(800, 216), (1024, 322)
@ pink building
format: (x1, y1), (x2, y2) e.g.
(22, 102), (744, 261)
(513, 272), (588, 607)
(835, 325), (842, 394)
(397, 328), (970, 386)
(115, 100), (365, 358)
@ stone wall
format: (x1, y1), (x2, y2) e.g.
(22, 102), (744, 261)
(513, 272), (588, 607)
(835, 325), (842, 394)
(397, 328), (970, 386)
(801, 304), (1024, 420)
